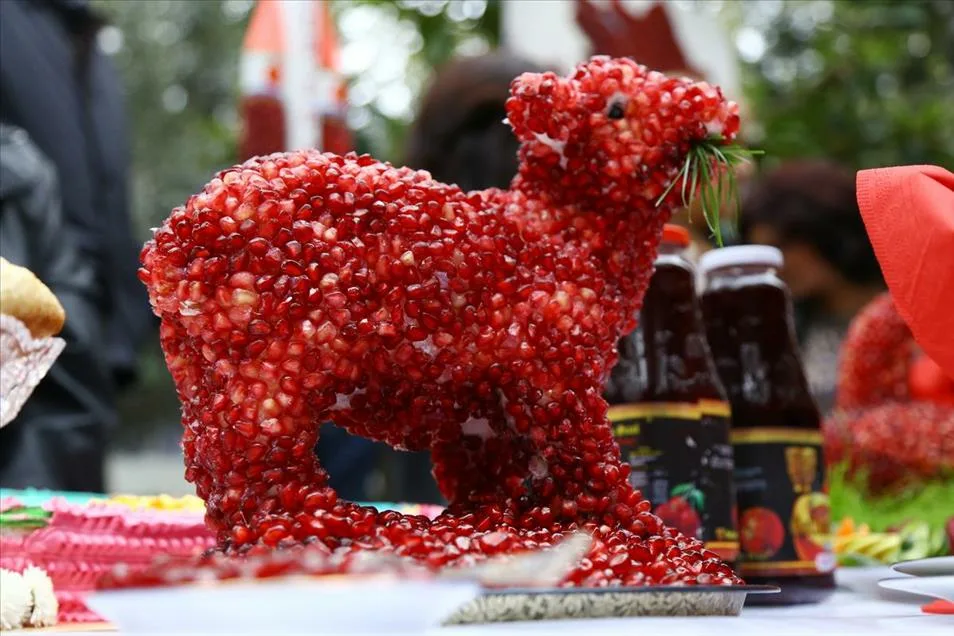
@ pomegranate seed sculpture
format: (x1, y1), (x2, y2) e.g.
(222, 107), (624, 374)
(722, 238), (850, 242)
(140, 57), (750, 587)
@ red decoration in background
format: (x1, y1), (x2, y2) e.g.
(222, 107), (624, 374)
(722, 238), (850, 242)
(836, 293), (917, 411)
(239, 1), (352, 161)
(827, 165), (954, 493)
(239, 93), (286, 162)
(824, 293), (954, 494)
(575, 0), (700, 76)
(909, 356), (954, 406)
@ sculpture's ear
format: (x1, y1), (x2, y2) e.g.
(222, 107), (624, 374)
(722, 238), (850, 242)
(505, 72), (578, 143)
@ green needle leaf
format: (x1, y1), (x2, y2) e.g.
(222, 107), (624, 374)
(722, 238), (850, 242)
(656, 138), (763, 247)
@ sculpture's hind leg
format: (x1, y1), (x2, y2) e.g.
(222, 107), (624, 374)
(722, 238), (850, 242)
(490, 382), (637, 525)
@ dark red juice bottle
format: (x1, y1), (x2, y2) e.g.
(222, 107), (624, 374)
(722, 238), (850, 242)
(605, 225), (739, 565)
(700, 245), (835, 605)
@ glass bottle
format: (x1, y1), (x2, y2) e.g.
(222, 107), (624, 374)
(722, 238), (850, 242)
(700, 245), (835, 605)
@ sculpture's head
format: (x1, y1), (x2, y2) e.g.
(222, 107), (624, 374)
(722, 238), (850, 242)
(506, 56), (742, 219)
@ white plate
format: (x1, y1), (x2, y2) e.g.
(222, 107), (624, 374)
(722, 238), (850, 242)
(86, 576), (480, 634)
(892, 556), (954, 578)
(878, 575), (954, 602)
(835, 566), (921, 603)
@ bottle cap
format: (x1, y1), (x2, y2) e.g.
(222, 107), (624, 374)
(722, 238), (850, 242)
(661, 224), (690, 248)
(698, 245), (784, 275)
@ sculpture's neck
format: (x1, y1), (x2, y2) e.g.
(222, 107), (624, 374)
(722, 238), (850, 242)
(577, 204), (670, 323)
(510, 182), (671, 329)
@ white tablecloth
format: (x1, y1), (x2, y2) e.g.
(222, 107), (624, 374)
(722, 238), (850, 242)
(64, 565), (954, 636)
(65, 590), (951, 635)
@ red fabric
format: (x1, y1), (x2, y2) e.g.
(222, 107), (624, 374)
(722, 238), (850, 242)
(857, 166), (954, 380)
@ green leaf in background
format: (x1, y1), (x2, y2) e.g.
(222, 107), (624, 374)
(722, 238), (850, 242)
(688, 490), (705, 512)
(829, 462), (954, 544)
(728, 0), (954, 169)
(671, 483), (696, 498)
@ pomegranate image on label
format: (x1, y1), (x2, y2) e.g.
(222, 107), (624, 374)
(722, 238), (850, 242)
(740, 507), (785, 560)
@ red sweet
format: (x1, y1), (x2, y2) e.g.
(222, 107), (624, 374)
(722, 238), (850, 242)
(835, 294), (915, 410)
(922, 600), (954, 615)
(909, 356), (954, 405)
(139, 57), (743, 587)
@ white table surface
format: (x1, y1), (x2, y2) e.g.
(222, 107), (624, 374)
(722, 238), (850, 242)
(63, 568), (954, 635)
(64, 591), (952, 636)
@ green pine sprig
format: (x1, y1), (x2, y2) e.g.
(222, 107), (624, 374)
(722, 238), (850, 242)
(656, 137), (763, 247)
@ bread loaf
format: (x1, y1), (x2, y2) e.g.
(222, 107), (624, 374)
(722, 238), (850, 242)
(0, 257), (65, 338)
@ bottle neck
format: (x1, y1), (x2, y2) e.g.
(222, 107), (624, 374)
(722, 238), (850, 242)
(701, 261), (819, 423)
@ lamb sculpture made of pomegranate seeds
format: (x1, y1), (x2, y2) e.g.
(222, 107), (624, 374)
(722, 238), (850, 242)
(141, 57), (749, 587)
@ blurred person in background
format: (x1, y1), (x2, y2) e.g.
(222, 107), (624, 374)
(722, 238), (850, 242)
(739, 160), (886, 413)
(0, 0), (152, 490)
(404, 53), (544, 192)
(0, 125), (108, 491)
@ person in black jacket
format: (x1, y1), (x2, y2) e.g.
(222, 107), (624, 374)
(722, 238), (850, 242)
(0, 125), (113, 490)
(0, 0), (152, 490)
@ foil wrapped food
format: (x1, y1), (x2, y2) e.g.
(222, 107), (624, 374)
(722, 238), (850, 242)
(0, 314), (65, 428)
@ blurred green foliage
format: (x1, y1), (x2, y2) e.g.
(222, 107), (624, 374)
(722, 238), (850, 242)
(94, 0), (245, 242)
(733, 0), (954, 169)
(92, 0), (952, 444)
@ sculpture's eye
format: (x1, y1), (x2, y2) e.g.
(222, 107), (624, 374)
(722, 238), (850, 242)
(607, 100), (626, 120)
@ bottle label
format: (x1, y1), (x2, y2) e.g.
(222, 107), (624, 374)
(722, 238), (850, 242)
(731, 427), (835, 577)
(608, 402), (738, 559)
(698, 400), (739, 562)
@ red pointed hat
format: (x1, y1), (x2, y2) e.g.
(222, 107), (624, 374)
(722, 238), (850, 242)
(856, 165), (954, 378)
